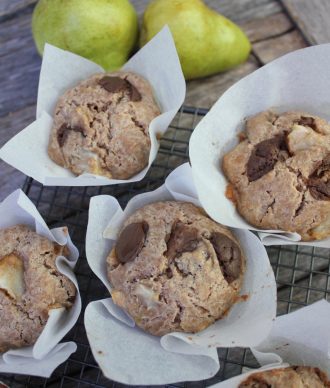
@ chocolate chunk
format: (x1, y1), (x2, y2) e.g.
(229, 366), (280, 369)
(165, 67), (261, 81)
(309, 180), (330, 200)
(296, 116), (317, 131)
(308, 154), (330, 200)
(312, 154), (330, 176)
(115, 222), (148, 263)
(129, 84), (142, 102)
(99, 76), (129, 93)
(57, 124), (70, 147)
(247, 134), (288, 182)
(174, 310), (182, 324)
(57, 123), (85, 147)
(166, 221), (199, 261)
(166, 267), (173, 279)
(210, 233), (241, 283)
(99, 76), (142, 101)
(67, 295), (76, 304)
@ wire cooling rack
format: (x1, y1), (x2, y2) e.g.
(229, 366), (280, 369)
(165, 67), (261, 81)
(1, 106), (330, 388)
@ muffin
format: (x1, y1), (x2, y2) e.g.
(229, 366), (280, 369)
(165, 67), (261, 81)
(48, 71), (160, 179)
(0, 225), (76, 353)
(223, 110), (330, 241)
(107, 201), (245, 336)
(239, 366), (330, 387)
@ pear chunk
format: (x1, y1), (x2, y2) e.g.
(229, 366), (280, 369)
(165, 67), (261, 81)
(0, 253), (25, 300)
(287, 124), (330, 154)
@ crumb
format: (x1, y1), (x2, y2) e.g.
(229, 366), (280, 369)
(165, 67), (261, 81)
(225, 183), (236, 203)
(237, 131), (247, 142)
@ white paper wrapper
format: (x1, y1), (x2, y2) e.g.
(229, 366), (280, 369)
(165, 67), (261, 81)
(209, 364), (291, 388)
(189, 44), (330, 247)
(0, 189), (81, 377)
(253, 299), (330, 375)
(84, 163), (276, 385)
(0, 26), (185, 186)
(210, 299), (330, 387)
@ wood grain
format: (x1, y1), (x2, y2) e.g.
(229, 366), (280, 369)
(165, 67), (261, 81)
(253, 30), (307, 64)
(0, 162), (26, 202)
(0, 13), (40, 117)
(281, 0), (330, 45)
(242, 12), (292, 42)
(206, 0), (281, 23)
(185, 57), (258, 108)
(0, 105), (35, 143)
(0, 106), (35, 201)
(1, 0), (281, 22)
(0, 0), (36, 19)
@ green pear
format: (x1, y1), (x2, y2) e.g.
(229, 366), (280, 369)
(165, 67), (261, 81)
(140, 0), (251, 80)
(32, 0), (138, 71)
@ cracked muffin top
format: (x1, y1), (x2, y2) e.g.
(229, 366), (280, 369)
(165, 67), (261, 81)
(48, 71), (160, 180)
(107, 201), (245, 336)
(0, 225), (76, 353)
(223, 110), (330, 241)
(239, 366), (330, 388)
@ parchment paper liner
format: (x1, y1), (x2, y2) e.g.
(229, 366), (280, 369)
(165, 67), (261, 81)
(210, 299), (330, 387)
(189, 44), (330, 247)
(84, 163), (276, 385)
(0, 189), (81, 377)
(0, 26), (185, 186)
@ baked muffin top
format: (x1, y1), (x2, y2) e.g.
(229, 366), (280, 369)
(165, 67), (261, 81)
(239, 366), (330, 388)
(48, 71), (160, 179)
(107, 201), (245, 336)
(223, 111), (330, 241)
(0, 225), (76, 353)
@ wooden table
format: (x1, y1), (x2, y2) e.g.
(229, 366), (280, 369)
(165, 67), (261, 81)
(1, 0), (330, 200)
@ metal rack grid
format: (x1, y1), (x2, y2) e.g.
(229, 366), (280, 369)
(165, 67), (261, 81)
(1, 106), (330, 388)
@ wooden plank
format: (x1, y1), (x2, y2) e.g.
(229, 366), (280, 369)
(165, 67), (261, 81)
(206, 0), (282, 24)
(1, 0), (281, 22)
(0, 11), (34, 56)
(185, 57), (258, 109)
(126, 0), (283, 23)
(253, 30), (307, 64)
(0, 162), (26, 202)
(0, 105), (35, 145)
(281, 0), (330, 45)
(0, 0), (36, 19)
(0, 105), (36, 201)
(0, 13), (41, 117)
(0, 49), (39, 116)
(241, 12), (292, 43)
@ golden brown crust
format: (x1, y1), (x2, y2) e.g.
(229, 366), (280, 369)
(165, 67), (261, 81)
(107, 201), (245, 336)
(239, 366), (330, 387)
(48, 71), (160, 179)
(223, 110), (330, 241)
